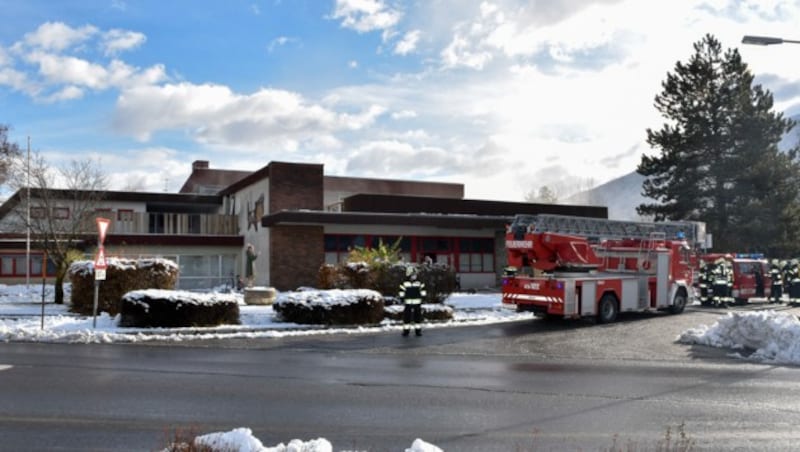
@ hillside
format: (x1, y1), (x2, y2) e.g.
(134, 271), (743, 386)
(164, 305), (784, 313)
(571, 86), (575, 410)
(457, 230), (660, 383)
(566, 114), (800, 220)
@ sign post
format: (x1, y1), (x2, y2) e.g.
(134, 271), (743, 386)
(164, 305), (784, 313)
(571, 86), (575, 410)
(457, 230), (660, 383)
(92, 218), (111, 328)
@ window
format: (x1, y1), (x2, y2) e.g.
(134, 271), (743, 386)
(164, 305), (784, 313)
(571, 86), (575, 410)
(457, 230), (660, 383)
(53, 207), (70, 219)
(117, 209), (134, 221)
(187, 214), (201, 234)
(149, 213), (165, 233)
(30, 207), (46, 219)
(456, 238), (495, 273)
(0, 253), (56, 277)
(323, 235), (367, 264)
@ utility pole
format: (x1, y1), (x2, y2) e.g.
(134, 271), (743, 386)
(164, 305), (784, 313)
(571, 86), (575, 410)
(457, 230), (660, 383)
(26, 136), (31, 290)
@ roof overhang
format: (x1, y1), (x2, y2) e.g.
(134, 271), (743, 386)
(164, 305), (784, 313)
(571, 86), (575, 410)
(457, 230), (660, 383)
(262, 210), (509, 229)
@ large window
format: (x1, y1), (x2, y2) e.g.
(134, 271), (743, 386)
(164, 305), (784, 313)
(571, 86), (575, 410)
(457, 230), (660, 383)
(0, 253), (57, 277)
(457, 238), (494, 273)
(324, 235), (366, 264)
(175, 254), (238, 290)
(322, 234), (494, 273)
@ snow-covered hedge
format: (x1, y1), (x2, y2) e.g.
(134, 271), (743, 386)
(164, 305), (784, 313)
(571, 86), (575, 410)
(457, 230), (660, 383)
(119, 289), (240, 328)
(318, 262), (457, 303)
(68, 257), (179, 315)
(273, 289), (384, 325)
(384, 303), (454, 322)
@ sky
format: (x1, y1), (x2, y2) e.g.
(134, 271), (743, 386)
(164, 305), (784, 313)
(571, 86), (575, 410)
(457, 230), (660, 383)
(2, 1), (800, 202)
(3, 284), (800, 450)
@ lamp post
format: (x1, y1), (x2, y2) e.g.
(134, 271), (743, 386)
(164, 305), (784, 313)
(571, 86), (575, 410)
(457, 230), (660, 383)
(742, 35), (800, 46)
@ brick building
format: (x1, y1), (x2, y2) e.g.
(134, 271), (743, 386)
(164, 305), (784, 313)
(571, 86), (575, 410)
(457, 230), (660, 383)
(0, 160), (607, 291)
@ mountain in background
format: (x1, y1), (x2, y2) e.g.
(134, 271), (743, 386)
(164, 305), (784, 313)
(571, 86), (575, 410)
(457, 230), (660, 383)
(565, 114), (800, 221)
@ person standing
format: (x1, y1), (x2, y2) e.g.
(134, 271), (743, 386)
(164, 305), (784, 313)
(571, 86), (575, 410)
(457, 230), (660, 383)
(245, 243), (258, 287)
(769, 259), (783, 304)
(399, 267), (427, 337)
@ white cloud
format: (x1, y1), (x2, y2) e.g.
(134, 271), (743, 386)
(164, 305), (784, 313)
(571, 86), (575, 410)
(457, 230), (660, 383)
(43, 85), (84, 102)
(17, 22), (98, 52)
(391, 109), (417, 120)
(331, 0), (402, 33)
(113, 82), (385, 151)
(23, 51), (166, 93)
(394, 30), (420, 55)
(267, 36), (296, 53)
(101, 29), (146, 56)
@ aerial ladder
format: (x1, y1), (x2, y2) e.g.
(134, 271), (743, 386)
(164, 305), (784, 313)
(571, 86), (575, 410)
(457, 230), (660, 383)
(502, 214), (704, 323)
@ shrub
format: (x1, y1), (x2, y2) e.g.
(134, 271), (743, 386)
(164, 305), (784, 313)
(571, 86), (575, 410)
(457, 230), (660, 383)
(317, 262), (456, 303)
(384, 303), (454, 322)
(68, 257), (179, 315)
(118, 289), (240, 328)
(273, 289), (384, 325)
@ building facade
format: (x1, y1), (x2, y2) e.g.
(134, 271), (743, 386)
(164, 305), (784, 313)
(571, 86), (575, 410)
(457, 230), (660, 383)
(0, 160), (607, 291)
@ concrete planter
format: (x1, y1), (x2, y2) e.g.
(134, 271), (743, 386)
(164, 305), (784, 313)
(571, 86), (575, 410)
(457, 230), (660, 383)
(244, 287), (278, 305)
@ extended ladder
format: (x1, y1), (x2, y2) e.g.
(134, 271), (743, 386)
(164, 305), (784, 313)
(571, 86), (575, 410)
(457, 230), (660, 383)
(509, 214), (704, 245)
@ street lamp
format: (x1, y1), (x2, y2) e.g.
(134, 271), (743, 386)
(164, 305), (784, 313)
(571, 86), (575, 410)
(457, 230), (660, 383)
(742, 35), (800, 46)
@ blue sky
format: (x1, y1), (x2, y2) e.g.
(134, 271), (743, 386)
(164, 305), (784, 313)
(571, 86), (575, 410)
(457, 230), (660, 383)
(1, 0), (799, 201)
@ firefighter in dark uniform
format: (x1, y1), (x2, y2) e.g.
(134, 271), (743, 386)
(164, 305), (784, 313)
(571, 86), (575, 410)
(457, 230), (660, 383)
(399, 267), (427, 336)
(786, 259), (800, 304)
(710, 257), (731, 307)
(698, 260), (711, 306)
(769, 259), (784, 304)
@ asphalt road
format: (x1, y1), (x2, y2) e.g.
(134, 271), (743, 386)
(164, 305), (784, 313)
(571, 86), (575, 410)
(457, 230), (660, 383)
(2, 302), (800, 451)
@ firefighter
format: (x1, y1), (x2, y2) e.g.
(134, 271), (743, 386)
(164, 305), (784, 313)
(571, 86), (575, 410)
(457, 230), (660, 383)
(782, 260), (793, 298)
(769, 259), (784, 304)
(710, 257), (731, 307)
(786, 259), (800, 304)
(697, 260), (711, 306)
(399, 266), (427, 337)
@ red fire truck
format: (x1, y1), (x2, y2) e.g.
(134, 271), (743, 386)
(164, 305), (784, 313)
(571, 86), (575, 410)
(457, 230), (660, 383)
(698, 253), (770, 305)
(501, 214), (704, 323)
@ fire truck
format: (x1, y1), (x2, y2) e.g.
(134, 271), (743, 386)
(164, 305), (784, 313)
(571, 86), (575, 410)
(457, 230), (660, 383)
(698, 253), (770, 305)
(501, 214), (704, 323)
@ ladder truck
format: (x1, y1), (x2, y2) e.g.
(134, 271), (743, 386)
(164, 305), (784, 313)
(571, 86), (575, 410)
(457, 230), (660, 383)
(501, 214), (704, 323)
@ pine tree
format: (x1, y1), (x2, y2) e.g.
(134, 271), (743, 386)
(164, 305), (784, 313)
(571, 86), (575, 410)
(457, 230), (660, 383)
(638, 34), (800, 254)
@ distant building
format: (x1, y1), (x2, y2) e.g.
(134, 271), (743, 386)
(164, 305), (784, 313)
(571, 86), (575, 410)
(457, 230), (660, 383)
(0, 160), (607, 291)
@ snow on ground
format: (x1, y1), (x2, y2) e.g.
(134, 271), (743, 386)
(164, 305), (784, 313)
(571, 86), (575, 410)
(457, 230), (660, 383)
(678, 309), (800, 365)
(0, 284), (532, 344)
(5, 283), (800, 450)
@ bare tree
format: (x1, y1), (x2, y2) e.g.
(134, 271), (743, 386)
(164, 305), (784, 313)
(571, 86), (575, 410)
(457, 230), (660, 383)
(0, 124), (22, 187)
(524, 185), (559, 204)
(8, 153), (109, 304)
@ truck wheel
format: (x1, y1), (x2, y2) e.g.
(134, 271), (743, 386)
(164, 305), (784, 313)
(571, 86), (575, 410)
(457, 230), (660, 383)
(669, 291), (687, 314)
(597, 294), (618, 324)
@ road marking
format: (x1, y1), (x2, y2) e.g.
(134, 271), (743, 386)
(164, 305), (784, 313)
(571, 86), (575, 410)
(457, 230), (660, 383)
(0, 365), (12, 371)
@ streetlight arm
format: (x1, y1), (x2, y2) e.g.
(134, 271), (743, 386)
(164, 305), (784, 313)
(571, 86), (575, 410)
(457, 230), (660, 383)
(742, 35), (784, 45)
(742, 35), (800, 46)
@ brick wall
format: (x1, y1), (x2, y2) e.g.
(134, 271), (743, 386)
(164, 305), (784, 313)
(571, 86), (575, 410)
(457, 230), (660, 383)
(268, 162), (323, 212)
(270, 225), (324, 291)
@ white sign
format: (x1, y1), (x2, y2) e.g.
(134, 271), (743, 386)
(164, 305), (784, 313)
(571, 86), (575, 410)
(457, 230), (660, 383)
(506, 240), (533, 249)
(95, 268), (106, 280)
(94, 247), (107, 270)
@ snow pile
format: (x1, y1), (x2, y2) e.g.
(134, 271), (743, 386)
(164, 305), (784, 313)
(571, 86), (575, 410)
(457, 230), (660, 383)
(679, 310), (800, 364)
(188, 428), (441, 452)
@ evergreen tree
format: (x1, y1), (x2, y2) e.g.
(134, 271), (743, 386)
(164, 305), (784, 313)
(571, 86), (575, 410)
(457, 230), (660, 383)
(638, 34), (800, 254)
